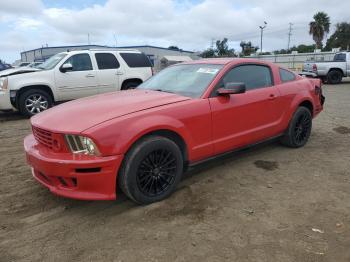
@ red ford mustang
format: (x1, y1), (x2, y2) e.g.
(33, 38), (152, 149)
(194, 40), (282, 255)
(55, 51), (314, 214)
(24, 58), (324, 204)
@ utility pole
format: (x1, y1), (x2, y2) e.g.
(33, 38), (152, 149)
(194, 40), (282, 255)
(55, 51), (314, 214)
(210, 38), (215, 49)
(114, 34), (117, 48)
(259, 21), (267, 54)
(287, 23), (293, 51)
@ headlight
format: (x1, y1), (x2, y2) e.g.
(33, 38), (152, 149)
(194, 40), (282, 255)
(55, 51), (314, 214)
(0, 77), (8, 90)
(65, 135), (100, 156)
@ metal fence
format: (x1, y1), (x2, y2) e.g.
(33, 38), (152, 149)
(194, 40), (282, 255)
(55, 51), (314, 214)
(245, 51), (337, 71)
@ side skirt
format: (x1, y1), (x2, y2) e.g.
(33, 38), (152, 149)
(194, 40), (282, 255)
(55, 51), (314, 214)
(188, 134), (284, 168)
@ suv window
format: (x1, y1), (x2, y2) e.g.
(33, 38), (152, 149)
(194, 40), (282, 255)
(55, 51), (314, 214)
(63, 54), (92, 71)
(333, 53), (346, 62)
(95, 53), (120, 69)
(279, 68), (296, 82)
(221, 64), (273, 90)
(120, 53), (152, 68)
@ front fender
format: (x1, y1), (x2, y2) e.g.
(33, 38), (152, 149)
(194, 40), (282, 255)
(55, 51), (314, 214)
(85, 114), (194, 158)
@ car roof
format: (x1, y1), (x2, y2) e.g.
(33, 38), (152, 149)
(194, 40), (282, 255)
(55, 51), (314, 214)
(182, 58), (276, 67)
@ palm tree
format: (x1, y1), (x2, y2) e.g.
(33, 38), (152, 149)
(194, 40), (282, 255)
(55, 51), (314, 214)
(309, 12), (330, 49)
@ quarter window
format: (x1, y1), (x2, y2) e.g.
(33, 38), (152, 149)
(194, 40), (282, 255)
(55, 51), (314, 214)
(279, 68), (296, 82)
(221, 64), (273, 91)
(95, 53), (120, 69)
(120, 53), (152, 68)
(63, 54), (92, 71)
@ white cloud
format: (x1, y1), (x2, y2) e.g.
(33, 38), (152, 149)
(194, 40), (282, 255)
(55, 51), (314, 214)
(0, 0), (43, 15)
(1, 0), (350, 62)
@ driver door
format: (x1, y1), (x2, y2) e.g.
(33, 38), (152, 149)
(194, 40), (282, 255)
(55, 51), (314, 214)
(209, 64), (282, 155)
(54, 53), (98, 101)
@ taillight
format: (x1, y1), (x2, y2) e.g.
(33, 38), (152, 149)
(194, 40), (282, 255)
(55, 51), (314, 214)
(312, 64), (317, 72)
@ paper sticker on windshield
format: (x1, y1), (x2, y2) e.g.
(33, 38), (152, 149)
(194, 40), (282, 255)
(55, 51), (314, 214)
(197, 68), (219, 74)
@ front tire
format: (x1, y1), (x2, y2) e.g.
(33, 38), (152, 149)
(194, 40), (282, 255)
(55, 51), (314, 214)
(19, 89), (53, 117)
(280, 106), (312, 148)
(118, 136), (183, 204)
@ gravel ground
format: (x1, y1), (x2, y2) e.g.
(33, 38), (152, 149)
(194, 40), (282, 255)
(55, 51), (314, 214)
(0, 81), (350, 262)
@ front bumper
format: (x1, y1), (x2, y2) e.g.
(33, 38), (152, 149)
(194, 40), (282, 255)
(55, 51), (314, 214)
(24, 134), (123, 200)
(0, 90), (13, 110)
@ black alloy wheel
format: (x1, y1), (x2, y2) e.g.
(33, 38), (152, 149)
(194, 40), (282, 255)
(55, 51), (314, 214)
(118, 135), (183, 204)
(293, 113), (312, 145)
(136, 149), (177, 197)
(280, 106), (312, 148)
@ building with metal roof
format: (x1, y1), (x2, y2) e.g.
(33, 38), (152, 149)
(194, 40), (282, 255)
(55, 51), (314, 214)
(20, 45), (199, 71)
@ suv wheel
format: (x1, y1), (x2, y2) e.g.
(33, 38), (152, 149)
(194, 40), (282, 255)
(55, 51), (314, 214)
(327, 70), (342, 84)
(280, 106), (312, 148)
(118, 136), (183, 204)
(19, 89), (53, 117)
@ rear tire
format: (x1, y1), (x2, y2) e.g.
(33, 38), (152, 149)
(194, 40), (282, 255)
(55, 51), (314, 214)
(118, 136), (183, 204)
(280, 106), (312, 148)
(18, 89), (53, 117)
(327, 70), (342, 84)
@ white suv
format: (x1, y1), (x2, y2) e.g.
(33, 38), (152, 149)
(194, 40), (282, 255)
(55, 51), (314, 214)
(0, 49), (153, 116)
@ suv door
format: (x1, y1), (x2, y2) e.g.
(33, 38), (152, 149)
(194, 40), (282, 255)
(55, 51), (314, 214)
(54, 53), (98, 100)
(94, 52), (121, 93)
(209, 64), (281, 154)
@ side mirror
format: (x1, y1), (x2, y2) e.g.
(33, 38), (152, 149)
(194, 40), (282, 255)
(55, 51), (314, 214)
(60, 63), (73, 73)
(217, 82), (246, 96)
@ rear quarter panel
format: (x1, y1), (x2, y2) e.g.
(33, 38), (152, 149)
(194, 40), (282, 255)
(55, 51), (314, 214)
(276, 77), (321, 132)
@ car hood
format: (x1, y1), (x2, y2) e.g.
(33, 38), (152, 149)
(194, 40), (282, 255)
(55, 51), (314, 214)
(0, 67), (40, 77)
(31, 89), (191, 133)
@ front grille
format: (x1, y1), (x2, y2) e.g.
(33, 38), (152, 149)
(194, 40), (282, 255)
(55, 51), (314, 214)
(32, 126), (53, 149)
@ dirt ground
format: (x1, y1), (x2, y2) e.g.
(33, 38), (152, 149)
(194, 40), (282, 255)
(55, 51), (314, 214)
(0, 81), (350, 262)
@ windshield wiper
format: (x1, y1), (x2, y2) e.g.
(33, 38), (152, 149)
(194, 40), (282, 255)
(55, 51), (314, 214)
(154, 89), (174, 94)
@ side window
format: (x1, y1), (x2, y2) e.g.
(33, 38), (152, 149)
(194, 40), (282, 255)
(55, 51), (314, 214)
(221, 64), (273, 91)
(333, 53), (346, 62)
(63, 54), (92, 71)
(119, 53), (152, 67)
(95, 53), (120, 69)
(279, 68), (296, 82)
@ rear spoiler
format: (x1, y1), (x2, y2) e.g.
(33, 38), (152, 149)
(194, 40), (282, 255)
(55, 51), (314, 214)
(297, 71), (318, 78)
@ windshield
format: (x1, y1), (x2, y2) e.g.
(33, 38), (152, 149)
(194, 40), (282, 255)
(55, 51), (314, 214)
(38, 53), (67, 70)
(138, 64), (223, 98)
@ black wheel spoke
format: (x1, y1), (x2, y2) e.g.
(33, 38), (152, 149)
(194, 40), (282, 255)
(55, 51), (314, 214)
(136, 149), (177, 197)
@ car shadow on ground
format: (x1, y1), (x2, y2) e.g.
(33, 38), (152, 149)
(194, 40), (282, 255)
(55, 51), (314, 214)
(0, 111), (26, 122)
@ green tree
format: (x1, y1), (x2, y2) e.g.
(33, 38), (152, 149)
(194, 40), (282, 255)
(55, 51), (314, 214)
(309, 12), (330, 49)
(216, 38), (235, 57)
(325, 22), (350, 51)
(240, 41), (259, 56)
(200, 48), (216, 58)
(200, 38), (236, 58)
(291, 44), (316, 53)
(168, 46), (180, 51)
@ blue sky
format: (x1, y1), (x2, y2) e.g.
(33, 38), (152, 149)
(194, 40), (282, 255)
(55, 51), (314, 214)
(0, 0), (348, 63)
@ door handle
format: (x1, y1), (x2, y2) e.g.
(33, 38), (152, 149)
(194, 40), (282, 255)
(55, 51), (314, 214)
(268, 94), (276, 100)
(115, 72), (124, 75)
(86, 74), (95, 78)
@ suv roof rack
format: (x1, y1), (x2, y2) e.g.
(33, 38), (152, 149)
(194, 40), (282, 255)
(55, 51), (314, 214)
(86, 48), (140, 52)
